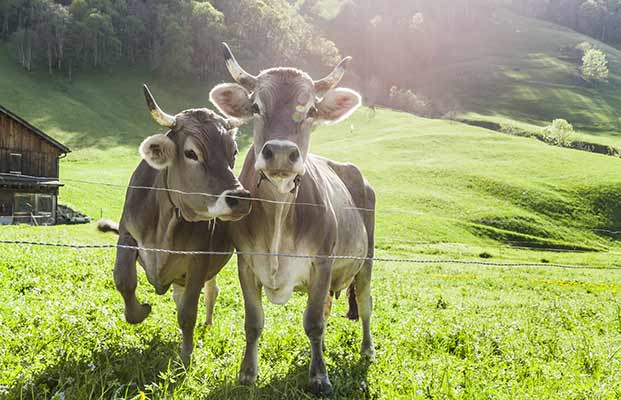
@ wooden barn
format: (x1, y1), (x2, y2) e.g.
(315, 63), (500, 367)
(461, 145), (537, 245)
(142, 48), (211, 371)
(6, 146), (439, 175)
(0, 105), (70, 225)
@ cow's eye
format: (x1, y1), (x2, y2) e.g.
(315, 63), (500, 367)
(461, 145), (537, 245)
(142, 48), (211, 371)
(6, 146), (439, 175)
(184, 149), (198, 161)
(251, 103), (261, 115)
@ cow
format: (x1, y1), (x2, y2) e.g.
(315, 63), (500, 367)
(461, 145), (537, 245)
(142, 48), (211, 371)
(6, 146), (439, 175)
(209, 44), (375, 395)
(97, 85), (252, 365)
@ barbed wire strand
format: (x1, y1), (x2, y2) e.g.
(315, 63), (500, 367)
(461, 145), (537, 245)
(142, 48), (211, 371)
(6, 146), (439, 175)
(7, 174), (621, 235)
(1, 239), (620, 271)
(7, 173), (621, 236)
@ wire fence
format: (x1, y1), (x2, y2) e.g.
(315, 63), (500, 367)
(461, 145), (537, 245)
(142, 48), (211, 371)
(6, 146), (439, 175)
(1, 239), (620, 271)
(5, 173), (616, 237)
(2, 173), (621, 272)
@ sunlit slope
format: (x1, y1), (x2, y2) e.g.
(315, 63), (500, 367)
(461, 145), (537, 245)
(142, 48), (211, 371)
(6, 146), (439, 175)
(0, 47), (216, 154)
(313, 109), (621, 262)
(414, 9), (621, 145)
(52, 108), (621, 267)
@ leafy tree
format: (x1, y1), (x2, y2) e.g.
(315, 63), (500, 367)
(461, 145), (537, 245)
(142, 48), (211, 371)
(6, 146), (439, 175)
(581, 48), (609, 81)
(542, 119), (575, 146)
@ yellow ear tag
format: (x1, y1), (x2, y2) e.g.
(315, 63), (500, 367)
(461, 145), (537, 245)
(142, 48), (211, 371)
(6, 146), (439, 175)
(293, 105), (306, 123)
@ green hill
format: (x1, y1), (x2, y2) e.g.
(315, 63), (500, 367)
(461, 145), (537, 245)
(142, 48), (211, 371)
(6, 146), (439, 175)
(1, 8), (621, 264)
(413, 9), (621, 147)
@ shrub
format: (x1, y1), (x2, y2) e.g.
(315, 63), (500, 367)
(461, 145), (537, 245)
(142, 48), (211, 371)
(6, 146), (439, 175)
(575, 41), (594, 54)
(581, 48), (609, 82)
(389, 86), (434, 117)
(541, 119), (575, 146)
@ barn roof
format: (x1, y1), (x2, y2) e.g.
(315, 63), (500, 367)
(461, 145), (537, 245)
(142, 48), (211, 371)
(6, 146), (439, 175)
(0, 173), (63, 188)
(0, 105), (71, 154)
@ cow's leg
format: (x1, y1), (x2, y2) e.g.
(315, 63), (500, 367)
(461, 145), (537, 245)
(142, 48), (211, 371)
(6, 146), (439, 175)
(114, 234), (151, 324)
(238, 259), (264, 385)
(172, 283), (184, 311)
(204, 277), (220, 326)
(355, 260), (375, 359)
(304, 260), (333, 396)
(177, 268), (206, 366)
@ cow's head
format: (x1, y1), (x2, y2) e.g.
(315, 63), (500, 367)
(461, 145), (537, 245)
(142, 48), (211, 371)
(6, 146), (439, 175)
(210, 44), (361, 194)
(140, 85), (251, 221)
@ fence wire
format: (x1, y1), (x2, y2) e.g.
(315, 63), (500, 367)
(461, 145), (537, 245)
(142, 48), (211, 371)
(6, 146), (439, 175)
(1, 239), (620, 271)
(2, 173), (621, 270)
(6, 173), (621, 237)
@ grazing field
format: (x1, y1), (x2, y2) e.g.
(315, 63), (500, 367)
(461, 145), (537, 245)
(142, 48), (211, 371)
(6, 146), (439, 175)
(2, 105), (621, 398)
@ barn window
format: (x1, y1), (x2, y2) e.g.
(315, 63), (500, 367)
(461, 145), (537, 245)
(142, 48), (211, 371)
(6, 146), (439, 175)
(9, 153), (22, 174)
(36, 194), (53, 216)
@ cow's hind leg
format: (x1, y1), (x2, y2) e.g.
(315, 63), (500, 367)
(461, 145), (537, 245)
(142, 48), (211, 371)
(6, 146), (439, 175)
(114, 234), (151, 324)
(204, 277), (220, 326)
(346, 281), (359, 320)
(355, 260), (375, 359)
(177, 268), (206, 366)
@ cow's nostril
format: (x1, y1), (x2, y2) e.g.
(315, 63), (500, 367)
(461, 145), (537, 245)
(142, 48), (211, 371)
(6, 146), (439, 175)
(225, 195), (239, 208)
(226, 190), (251, 209)
(262, 145), (273, 160)
(289, 148), (300, 163)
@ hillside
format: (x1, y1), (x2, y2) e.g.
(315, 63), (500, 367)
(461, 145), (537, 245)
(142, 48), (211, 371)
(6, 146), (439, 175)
(412, 9), (621, 146)
(6, 106), (618, 268)
(1, 8), (621, 263)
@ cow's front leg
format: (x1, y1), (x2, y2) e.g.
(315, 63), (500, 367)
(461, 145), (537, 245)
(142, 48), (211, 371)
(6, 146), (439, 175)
(114, 234), (151, 324)
(304, 260), (333, 396)
(177, 268), (206, 366)
(238, 258), (264, 385)
(204, 276), (220, 326)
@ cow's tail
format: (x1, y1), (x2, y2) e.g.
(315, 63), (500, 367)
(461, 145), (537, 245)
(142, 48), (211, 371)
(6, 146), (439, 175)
(97, 218), (120, 235)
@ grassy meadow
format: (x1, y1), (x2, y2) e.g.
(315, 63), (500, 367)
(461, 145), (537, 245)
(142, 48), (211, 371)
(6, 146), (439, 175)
(2, 104), (621, 398)
(2, 8), (621, 397)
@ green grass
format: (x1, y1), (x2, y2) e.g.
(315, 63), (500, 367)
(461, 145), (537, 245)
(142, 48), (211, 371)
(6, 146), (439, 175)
(2, 19), (621, 397)
(2, 105), (621, 398)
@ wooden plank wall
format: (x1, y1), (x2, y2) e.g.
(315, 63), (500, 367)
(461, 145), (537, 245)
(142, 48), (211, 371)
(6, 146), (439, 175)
(0, 112), (62, 178)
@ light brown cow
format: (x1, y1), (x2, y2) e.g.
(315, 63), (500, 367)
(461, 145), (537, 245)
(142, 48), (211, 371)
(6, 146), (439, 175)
(210, 44), (375, 395)
(98, 85), (251, 365)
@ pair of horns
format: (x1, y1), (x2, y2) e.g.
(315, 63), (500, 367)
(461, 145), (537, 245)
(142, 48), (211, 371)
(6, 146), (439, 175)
(143, 84), (176, 128)
(222, 42), (351, 95)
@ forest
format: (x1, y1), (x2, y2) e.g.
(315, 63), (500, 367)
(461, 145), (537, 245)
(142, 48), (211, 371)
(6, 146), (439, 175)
(2, 1), (619, 81)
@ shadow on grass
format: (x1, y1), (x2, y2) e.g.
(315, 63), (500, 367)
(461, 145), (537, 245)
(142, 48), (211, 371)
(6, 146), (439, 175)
(7, 334), (182, 399)
(203, 356), (373, 400)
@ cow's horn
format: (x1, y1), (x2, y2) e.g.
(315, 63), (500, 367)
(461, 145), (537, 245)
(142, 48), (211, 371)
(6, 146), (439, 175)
(143, 84), (176, 128)
(222, 42), (258, 91)
(314, 56), (352, 96)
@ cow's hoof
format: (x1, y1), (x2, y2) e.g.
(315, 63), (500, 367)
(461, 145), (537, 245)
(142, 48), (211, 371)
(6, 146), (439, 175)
(306, 376), (333, 397)
(180, 348), (192, 368)
(239, 367), (258, 385)
(125, 303), (151, 324)
(362, 344), (376, 361)
(346, 309), (359, 321)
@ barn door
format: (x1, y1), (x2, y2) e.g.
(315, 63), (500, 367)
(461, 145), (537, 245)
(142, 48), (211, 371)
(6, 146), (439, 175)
(0, 192), (14, 225)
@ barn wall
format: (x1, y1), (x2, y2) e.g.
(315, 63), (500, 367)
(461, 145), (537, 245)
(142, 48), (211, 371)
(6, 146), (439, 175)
(0, 112), (62, 178)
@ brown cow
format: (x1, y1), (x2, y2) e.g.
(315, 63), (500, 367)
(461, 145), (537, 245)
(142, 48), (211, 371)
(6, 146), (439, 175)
(210, 45), (375, 395)
(98, 85), (251, 364)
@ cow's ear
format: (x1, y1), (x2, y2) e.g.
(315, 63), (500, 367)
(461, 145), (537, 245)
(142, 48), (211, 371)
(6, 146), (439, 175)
(315, 88), (361, 124)
(209, 83), (253, 121)
(139, 134), (176, 169)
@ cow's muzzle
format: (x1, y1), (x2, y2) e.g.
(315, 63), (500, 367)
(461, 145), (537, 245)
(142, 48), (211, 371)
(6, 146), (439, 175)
(256, 140), (304, 194)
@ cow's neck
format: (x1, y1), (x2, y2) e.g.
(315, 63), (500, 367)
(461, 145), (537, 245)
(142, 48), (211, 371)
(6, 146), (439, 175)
(151, 169), (183, 250)
(254, 170), (299, 286)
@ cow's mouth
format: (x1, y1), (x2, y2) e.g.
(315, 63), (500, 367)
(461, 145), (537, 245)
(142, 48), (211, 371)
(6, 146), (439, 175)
(259, 170), (301, 194)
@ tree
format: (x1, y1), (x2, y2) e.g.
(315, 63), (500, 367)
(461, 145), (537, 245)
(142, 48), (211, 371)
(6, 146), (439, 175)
(190, 1), (225, 80)
(581, 47), (609, 81)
